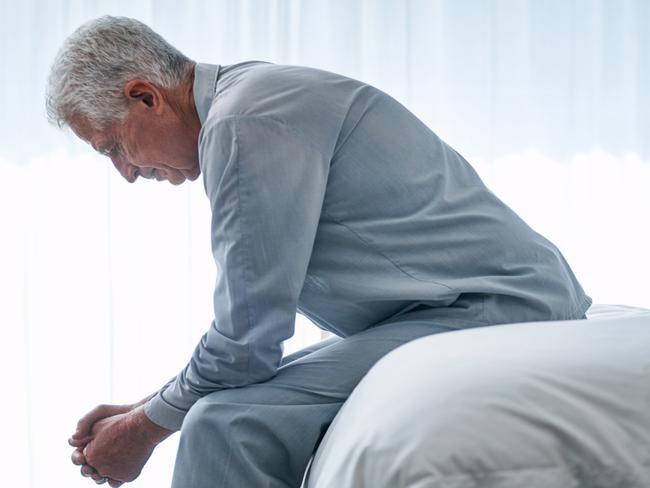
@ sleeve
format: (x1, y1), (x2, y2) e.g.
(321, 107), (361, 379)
(143, 115), (330, 431)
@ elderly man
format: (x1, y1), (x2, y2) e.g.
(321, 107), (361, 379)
(47, 15), (592, 488)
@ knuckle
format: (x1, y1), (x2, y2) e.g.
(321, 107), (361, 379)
(83, 451), (95, 467)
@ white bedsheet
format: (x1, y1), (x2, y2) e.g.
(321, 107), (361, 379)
(304, 304), (650, 488)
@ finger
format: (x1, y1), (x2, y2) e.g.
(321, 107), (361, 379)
(70, 448), (88, 466)
(91, 471), (105, 482)
(73, 444), (97, 467)
(80, 464), (96, 477)
(72, 405), (110, 439)
(69, 435), (93, 447)
(71, 448), (86, 465)
(95, 476), (107, 485)
(83, 445), (93, 463)
(72, 404), (126, 439)
(107, 480), (124, 487)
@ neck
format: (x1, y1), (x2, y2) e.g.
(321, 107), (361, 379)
(169, 63), (201, 138)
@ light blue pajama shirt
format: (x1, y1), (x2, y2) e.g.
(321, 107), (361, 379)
(144, 60), (592, 432)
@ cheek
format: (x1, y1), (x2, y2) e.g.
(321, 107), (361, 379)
(122, 136), (146, 166)
(136, 144), (167, 168)
(150, 141), (179, 167)
(125, 127), (166, 167)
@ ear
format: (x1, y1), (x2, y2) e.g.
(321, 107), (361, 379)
(123, 80), (164, 113)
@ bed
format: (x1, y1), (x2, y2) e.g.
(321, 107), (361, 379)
(302, 303), (650, 488)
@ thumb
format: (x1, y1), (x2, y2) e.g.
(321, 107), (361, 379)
(71, 404), (126, 440)
(68, 435), (92, 447)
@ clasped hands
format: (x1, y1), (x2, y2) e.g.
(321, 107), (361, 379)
(69, 401), (173, 486)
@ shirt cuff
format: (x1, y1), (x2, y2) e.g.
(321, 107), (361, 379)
(143, 391), (187, 432)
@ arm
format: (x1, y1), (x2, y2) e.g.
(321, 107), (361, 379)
(70, 115), (328, 483)
(69, 373), (177, 446)
(142, 115), (329, 431)
(68, 381), (176, 485)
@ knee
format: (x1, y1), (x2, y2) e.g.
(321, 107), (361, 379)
(180, 389), (237, 440)
(181, 394), (218, 441)
(180, 386), (262, 440)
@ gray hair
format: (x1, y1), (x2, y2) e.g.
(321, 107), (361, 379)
(45, 15), (194, 130)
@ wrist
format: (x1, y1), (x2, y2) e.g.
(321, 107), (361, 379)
(129, 405), (174, 445)
(133, 392), (157, 409)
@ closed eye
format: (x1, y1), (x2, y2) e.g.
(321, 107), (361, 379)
(99, 144), (122, 158)
(98, 145), (114, 156)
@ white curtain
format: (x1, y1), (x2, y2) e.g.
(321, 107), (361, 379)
(1, 1), (648, 487)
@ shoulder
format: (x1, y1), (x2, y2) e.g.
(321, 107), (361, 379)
(208, 61), (369, 122)
(198, 113), (300, 155)
(203, 62), (374, 158)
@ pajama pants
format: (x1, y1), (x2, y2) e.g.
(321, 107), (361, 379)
(172, 314), (586, 488)
(169, 312), (586, 488)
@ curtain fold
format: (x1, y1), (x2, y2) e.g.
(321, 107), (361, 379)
(2, 0), (648, 163)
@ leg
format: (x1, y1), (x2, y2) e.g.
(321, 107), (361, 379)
(279, 335), (342, 367)
(171, 319), (457, 488)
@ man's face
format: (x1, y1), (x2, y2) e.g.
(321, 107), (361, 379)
(70, 80), (201, 185)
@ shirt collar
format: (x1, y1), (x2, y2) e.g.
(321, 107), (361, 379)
(193, 63), (220, 126)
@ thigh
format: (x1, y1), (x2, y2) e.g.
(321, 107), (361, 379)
(213, 319), (456, 408)
(175, 320), (461, 487)
(279, 335), (343, 367)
